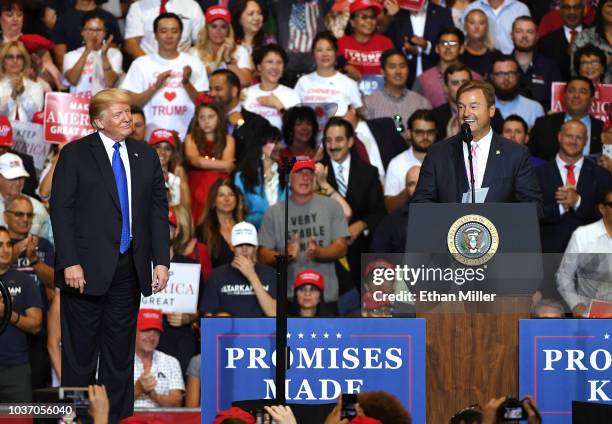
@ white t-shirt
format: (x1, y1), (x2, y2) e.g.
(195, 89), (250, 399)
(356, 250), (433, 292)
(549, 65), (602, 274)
(189, 44), (253, 71)
(63, 47), (123, 95)
(294, 71), (363, 111)
(242, 83), (300, 129)
(125, 0), (204, 55)
(384, 147), (422, 196)
(120, 52), (208, 138)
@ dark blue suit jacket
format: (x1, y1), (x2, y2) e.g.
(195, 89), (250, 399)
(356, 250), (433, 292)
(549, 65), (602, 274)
(412, 132), (543, 211)
(536, 158), (612, 253)
(385, 3), (453, 86)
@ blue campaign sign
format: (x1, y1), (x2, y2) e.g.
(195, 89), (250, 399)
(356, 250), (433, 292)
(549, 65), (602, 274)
(519, 319), (612, 423)
(201, 318), (426, 423)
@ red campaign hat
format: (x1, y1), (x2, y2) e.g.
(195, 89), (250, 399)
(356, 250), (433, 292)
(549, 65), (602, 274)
(350, 0), (383, 15)
(149, 128), (177, 148)
(0, 116), (13, 147)
(212, 407), (255, 424)
(206, 5), (232, 24)
(332, 0), (355, 12)
(18, 34), (55, 54)
(350, 417), (383, 424)
(168, 208), (177, 227)
(137, 309), (163, 332)
(291, 157), (316, 173)
(32, 111), (44, 125)
(196, 92), (214, 106)
(294, 270), (325, 291)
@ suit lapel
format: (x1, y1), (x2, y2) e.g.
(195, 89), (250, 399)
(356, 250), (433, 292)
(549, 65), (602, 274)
(126, 140), (140, 222)
(322, 157), (338, 190)
(590, 118), (603, 155)
(451, 137), (469, 201)
(89, 133), (121, 212)
(481, 134), (502, 190)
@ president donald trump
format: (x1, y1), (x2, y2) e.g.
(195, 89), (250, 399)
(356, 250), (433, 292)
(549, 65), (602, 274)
(412, 80), (542, 207)
(50, 89), (169, 422)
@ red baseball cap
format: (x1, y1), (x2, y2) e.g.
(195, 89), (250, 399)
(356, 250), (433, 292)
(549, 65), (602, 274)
(149, 128), (177, 148)
(19, 34), (55, 54)
(294, 270), (324, 291)
(0, 116), (13, 147)
(206, 6), (232, 24)
(350, 0), (383, 15)
(212, 407), (255, 424)
(137, 309), (163, 332)
(291, 157), (316, 173)
(168, 208), (177, 227)
(32, 111), (44, 125)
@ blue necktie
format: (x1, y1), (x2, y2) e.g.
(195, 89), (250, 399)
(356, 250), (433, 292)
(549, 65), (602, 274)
(112, 142), (131, 253)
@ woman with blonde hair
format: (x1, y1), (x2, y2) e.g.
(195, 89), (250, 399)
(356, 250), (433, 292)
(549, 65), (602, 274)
(191, 5), (252, 87)
(460, 8), (498, 79)
(0, 40), (43, 121)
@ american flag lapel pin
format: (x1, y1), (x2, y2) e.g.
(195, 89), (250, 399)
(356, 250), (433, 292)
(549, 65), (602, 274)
(134, 153), (139, 157)
(496, 150), (500, 155)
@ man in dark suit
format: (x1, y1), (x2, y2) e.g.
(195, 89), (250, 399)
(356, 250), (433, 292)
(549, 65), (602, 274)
(209, 69), (272, 167)
(537, 119), (612, 253)
(529, 76), (603, 161)
(412, 80), (542, 208)
(50, 89), (170, 423)
(320, 117), (385, 287)
(380, 0), (453, 87)
(537, 0), (586, 81)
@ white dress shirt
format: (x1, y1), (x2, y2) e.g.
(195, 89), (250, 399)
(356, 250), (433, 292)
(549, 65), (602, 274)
(99, 131), (133, 233)
(563, 25), (583, 43)
(556, 219), (612, 310)
(555, 154), (583, 215)
(462, 128), (492, 189)
(331, 154), (351, 190)
(409, 1), (432, 76)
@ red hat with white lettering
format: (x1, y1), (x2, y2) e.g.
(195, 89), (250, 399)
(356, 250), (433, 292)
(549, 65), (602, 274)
(212, 407), (255, 424)
(0, 116), (13, 147)
(291, 157), (316, 173)
(137, 309), (163, 332)
(294, 270), (324, 291)
(350, 0), (382, 15)
(149, 128), (177, 148)
(206, 5), (232, 24)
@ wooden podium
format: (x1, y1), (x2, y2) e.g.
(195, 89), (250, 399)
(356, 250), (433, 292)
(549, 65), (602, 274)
(406, 203), (541, 422)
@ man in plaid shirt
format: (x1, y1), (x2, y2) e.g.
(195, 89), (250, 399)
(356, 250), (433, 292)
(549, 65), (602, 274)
(133, 309), (184, 407)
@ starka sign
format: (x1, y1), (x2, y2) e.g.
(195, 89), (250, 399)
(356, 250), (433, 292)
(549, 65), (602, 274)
(43, 92), (94, 143)
(201, 318), (426, 424)
(519, 319), (612, 424)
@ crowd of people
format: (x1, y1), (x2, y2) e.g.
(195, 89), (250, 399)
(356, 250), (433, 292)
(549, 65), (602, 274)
(0, 0), (610, 419)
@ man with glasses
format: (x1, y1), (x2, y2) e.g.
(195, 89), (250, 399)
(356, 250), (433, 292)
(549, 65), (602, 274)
(0, 153), (51, 241)
(538, 0), (586, 81)
(557, 187), (612, 317)
(384, 109), (436, 212)
(413, 27), (481, 108)
(490, 54), (544, 128)
(511, 16), (561, 110)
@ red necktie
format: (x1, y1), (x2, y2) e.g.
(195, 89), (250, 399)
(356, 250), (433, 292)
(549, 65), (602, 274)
(14, 105), (19, 121)
(565, 164), (576, 186)
(160, 0), (168, 14)
(569, 29), (578, 44)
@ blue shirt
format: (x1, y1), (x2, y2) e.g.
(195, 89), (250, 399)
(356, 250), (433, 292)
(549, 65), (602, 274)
(461, 0), (531, 54)
(234, 171), (287, 229)
(495, 95), (545, 128)
(564, 114), (593, 157)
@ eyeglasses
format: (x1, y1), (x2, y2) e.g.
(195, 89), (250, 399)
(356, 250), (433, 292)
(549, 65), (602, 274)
(412, 129), (437, 137)
(4, 54), (24, 61)
(6, 210), (34, 219)
(355, 14), (377, 21)
(580, 60), (602, 67)
(439, 40), (459, 47)
(493, 71), (518, 78)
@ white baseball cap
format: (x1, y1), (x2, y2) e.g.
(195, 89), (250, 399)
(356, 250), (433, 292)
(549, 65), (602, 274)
(0, 153), (29, 180)
(231, 221), (258, 247)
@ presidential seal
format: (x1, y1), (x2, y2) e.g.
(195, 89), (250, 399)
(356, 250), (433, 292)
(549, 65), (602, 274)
(447, 215), (499, 266)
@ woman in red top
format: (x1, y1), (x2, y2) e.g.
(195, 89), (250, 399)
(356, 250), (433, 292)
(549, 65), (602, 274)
(184, 101), (236, 224)
(338, 0), (394, 80)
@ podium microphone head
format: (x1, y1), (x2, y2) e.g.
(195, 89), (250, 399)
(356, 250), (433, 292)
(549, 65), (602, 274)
(461, 122), (473, 144)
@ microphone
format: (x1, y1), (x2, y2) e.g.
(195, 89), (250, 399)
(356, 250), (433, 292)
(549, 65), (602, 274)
(461, 122), (476, 203)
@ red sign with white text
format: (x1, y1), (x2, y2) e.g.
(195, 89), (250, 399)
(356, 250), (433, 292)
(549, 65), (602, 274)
(399, 0), (426, 12)
(43, 92), (94, 144)
(550, 82), (611, 124)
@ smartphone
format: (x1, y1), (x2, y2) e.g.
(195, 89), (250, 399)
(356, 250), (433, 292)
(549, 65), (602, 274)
(341, 393), (358, 420)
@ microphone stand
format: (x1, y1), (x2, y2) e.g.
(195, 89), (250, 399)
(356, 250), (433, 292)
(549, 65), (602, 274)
(467, 139), (476, 204)
(275, 156), (295, 404)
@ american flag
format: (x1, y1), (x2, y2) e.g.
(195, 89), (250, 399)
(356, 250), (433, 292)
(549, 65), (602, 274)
(288, 1), (320, 53)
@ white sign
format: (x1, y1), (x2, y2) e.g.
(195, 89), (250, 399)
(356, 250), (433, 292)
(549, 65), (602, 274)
(140, 262), (201, 313)
(10, 121), (49, 176)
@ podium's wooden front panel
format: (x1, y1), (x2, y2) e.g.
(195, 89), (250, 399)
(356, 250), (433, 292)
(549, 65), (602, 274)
(419, 299), (531, 423)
